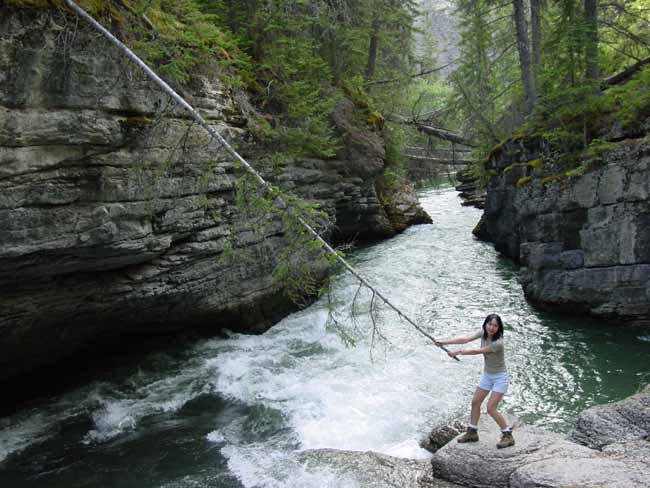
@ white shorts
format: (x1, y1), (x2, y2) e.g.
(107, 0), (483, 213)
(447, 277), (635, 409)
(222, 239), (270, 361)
(478, 371), (509, 394)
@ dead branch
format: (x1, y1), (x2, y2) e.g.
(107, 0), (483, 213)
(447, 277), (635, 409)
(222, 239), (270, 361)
(604, 56), (650, 85)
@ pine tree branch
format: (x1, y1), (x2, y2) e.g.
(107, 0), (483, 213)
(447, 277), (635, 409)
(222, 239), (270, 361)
(600, 19), (650, 49)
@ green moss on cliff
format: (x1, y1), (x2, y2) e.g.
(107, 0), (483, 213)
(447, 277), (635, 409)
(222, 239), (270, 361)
(486, 142), (504, 162)
(7, 0), (246, 87)
(541, 174), (565, 186)
(123, 116), (153, 126)
(502, 158), (544, 176)
(516, 176), (532, 188)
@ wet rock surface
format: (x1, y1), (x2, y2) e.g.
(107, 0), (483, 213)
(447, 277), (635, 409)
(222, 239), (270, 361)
(455, 168), (485, 209)
(0, 9), (430, 385)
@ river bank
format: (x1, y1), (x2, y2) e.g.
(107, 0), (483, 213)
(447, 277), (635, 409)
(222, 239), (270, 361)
(1, 187), (648, 487)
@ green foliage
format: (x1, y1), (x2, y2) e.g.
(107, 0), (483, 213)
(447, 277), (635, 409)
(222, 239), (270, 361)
(525, 66), (649, 172)
(342, 75), (371, 109)
(127, 0), (246, 85)
(542, 174), (565, 185)
(382, 124), (408, 187)
(599, 0), (650, 73)
(446, 0), (650, 159)
(208, 0), (420, 159)
(9, 0), (251, 86)
(582, 138), (617, 162)
(606, 66), (650, 128)
(226, 172), (336, 304)
(6, 0), (104, 12)
(564, 162), (590, 178)
(445, 0), (518, 146)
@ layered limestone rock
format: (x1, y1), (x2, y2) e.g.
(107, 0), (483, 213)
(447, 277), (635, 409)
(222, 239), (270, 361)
(0, 9), (430, 384)
(474, 132), (650, 324)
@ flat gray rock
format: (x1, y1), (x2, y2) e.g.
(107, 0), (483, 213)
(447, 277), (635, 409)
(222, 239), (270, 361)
(298, 449), (460, 488)
(570, 384), (650, 449)
(430, 415), (595, 488)
(510, 456), (649, 488)
(603, 439), (650, 467)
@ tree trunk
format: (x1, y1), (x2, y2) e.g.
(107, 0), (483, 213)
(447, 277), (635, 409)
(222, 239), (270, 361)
(513, 0), (536, 114)
(366, 16), (380, 80)
(584, 0), (599, 81)
(530, 0), (542, 70)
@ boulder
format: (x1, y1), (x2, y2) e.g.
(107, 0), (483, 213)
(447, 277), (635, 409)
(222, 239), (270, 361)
(376, 175), (433, 232)
(431, 414), (590, 487)
(431, 414), (598, 488)
(603, 438), (650, 468)
(429, 389), (650, 488)
(570, 384), (650, 449)
(420, 419), (465, 453)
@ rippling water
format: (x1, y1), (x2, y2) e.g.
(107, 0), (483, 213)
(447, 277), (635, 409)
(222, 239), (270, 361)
(1, 186), (649, 487)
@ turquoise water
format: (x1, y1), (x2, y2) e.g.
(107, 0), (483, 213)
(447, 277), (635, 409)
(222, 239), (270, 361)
(1, 186), (648, 487)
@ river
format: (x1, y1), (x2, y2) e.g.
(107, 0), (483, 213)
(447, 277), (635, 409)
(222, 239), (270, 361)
(1, 185), (649, 487)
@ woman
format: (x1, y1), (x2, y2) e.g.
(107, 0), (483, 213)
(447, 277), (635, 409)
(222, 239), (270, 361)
(436, 313), (515, 448)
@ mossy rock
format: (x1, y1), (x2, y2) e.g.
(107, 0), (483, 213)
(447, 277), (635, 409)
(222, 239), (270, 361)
(516, 176), (532, 188)
(123, 116), (153, 127)
(487, 142), (504, 161)
(541, 174), (565, 186)
(367, 111), (385, 131)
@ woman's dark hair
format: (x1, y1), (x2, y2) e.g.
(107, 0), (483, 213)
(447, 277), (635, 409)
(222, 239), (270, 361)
(482, 313), (504, 341)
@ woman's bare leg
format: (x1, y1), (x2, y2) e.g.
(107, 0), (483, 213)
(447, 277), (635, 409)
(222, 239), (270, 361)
(470, 387), (490, 426)
(486, 391), (508, 429)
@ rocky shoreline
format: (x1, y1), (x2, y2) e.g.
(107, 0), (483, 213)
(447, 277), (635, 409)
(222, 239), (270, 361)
(306, 385), (650, 487)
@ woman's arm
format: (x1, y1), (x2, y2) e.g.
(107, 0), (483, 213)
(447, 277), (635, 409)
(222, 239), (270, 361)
(436, 331), (482, 346)
(447, 345), (492, 357)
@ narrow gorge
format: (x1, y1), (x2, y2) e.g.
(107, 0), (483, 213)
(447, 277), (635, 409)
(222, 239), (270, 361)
(1, 1), (649, 487)
(0, 8), (430, 387)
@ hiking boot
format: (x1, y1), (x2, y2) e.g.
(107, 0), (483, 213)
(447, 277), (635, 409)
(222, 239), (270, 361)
(496, 431), (515, 449)
(457, 427), (479, 443)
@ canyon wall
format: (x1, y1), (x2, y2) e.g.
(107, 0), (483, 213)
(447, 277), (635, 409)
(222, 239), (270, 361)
(0, 9), (430, 383)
